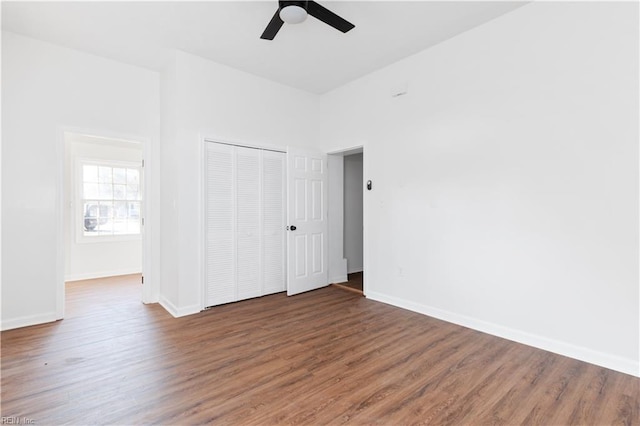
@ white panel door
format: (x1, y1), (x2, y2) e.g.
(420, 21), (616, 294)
(204, 142), (236, 307)
(287, 148), (328, 295)
(262, 151), (286, 295)
(235, 146), (262, 300)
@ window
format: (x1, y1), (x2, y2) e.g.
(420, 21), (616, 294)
(79, 160), (141, 239)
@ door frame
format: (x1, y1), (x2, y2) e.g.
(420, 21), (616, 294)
(56, 126), (155, 320)
(327, 145), (365, 294)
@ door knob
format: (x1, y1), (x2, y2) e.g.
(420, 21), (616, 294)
(290, 225), (297, 231)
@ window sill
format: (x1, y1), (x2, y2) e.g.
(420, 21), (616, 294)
(76, 234), (142, 244)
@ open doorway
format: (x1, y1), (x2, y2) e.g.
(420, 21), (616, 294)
(62, 132), (144, 314)
(343, 152), (364, 291)
(327, 147), (364, 295)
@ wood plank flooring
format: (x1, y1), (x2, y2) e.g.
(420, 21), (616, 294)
(340, 272), (364, 291)
(332, 272), (364, 296)
(1, 274), (638, 425)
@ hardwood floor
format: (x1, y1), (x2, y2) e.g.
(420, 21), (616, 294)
(332, 272), (363, 295)
(344, 272), (364, 291)
(2, 274), (638, 425)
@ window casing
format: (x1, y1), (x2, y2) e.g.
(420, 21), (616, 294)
(77, 159), (142, 242)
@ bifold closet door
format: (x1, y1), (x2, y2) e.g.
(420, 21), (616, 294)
(235, 147), (262, 300)
(205, 142), (285, 308)
(205, 143), (236, 307)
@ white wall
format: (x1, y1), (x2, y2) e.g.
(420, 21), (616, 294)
(319, 2), (639, 376)
(344, 153), (363, 274)
(1, 32), (160, 330)
(159, 53), (180, 310)
(159, 51), (320, 316)
(64, 134), (143, 281)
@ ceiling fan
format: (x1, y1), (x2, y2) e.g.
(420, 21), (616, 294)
(261, 1), (355, 40)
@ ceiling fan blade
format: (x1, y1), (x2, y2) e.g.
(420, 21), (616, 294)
(261, 9), (284, 40)
(307, 1), (355, 33)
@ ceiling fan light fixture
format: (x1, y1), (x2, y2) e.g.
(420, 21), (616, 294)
(279, 5), (307, 24)
(261, 1), (354, 40)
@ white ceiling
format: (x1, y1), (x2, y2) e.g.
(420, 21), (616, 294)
(1, 1), (526, 94)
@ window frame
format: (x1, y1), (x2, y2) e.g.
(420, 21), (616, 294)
(75, 158), (143, 244)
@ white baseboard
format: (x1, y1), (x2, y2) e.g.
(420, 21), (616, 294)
(366, 290), (639, 378)
(347, 268), (363, 274)
(330, 275), (348, 284)
(1, 311), (59, 331)
(158, 296), (201, 318)
(143, 295), (160, 304)
(65, 268), (142, 282)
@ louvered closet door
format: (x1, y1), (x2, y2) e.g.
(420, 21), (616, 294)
(262, 151), (286, 294)
(205, 142), (286, 308)
(205, 143), (236, 307)
(235, 147), (262, 300)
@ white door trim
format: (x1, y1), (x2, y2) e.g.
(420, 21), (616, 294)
(326, 145), (365, 294)
(56, 126), (156, 320)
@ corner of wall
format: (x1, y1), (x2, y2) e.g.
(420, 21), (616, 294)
(1, 312), (58, 331)
(158, 295), (201, 318)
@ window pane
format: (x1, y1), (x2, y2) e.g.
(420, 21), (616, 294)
(83, 183), (99, 199)
(127, 169), (139, 185)
(114, 201), (128, 218)
(98, 202), (113, 219)
(83, 208), (97, 233)
(83, 165), (98, 183)
(98, 183), (113, 200)
(126, 184), (139, 200)
(112, 202), (127, 234)
(113, 168), (126, 184)
(98, 166), (112, 183)
(128, 202), (141, 218)
(84, 203), (97, 218)
(114, 184), (126, 200)
(83, 202), (112, 234)
(96, 202), (114, 233)
(80, 162), (141, 238)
